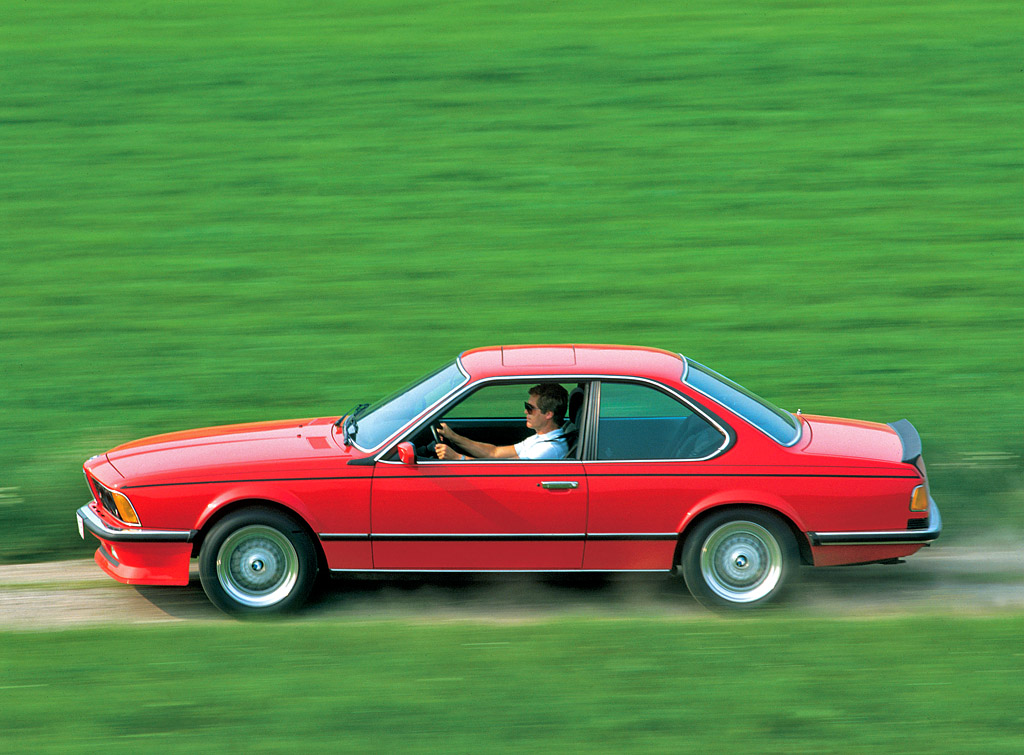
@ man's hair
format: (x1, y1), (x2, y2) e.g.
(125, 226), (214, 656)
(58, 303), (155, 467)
(529, 383), (569, 426)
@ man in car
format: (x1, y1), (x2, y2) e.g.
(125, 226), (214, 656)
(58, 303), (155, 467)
(435, 383), (569, 461)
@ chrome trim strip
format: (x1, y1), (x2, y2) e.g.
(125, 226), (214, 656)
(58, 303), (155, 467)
(586, 533), (679, 541)
(330, 568), (671, 574)
(575, 469), (917, 476)
(318, 533), (371, 541)
(582, 380), (600, 460)
(809, 499), (942, 546)
(77, 503), (196, 543)
(371, 533), (587, 541)
(319, 532), (678, 541)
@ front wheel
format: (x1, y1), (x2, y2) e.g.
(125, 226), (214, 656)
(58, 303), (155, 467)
(680, 508), (799, 610)
(199, 508), (318, 616)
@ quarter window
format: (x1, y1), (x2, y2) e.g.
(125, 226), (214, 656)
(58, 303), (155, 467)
(596, 382), (725, 460)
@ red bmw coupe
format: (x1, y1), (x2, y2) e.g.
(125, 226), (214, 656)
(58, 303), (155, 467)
(77, 344), (940, 614)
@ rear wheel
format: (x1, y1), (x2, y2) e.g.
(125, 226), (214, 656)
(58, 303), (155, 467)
(199, 508), (317, 616)
(681, 508), (799, 610)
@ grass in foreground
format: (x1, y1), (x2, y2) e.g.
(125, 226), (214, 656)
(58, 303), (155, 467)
(1, 616), (1023, 752)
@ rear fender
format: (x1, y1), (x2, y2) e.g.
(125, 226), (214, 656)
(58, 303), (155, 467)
(678, 489), (808, 535)
(672, 492), (814, 568)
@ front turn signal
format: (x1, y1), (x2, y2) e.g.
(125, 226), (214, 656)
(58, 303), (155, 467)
(111, 491), (141, 525)
(909, 485), (929, 512)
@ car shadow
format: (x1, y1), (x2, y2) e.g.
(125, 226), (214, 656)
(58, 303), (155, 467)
(128, 557), (989, 621)
(133, 580), (227, 621)
(128, 572), (698, 621)
(301, 571), (700, 619)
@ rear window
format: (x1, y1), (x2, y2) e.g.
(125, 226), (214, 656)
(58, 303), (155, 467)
(684, 360), (800, 446)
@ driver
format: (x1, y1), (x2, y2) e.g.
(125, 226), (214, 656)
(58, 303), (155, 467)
(435, 383), (569, 461)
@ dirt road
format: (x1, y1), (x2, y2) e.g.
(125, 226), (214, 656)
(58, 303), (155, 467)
(1, 546), (1022, 628)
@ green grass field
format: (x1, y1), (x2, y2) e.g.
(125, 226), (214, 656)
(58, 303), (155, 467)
(1, 617), (1022, 752)
(2, 0), (1022, 561)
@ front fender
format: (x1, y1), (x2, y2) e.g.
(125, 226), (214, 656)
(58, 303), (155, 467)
(195, 483), (323, 533)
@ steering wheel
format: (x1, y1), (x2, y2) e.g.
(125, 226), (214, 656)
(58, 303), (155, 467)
(430, 424), (443, 445)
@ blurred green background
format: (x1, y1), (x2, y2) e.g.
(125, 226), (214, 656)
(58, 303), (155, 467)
(2, 0), (1021, 562)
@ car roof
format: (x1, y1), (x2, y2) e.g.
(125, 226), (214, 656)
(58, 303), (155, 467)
(459, 344), (686, 384)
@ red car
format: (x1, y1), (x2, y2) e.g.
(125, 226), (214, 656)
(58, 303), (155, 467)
(77, 344), (940, 614)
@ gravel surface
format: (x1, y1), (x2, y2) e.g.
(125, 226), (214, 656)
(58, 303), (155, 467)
(1, 546), (1022, 628)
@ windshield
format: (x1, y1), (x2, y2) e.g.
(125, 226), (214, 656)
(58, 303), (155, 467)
(352, 361), (467, 449)
(684, 360), (800, 446)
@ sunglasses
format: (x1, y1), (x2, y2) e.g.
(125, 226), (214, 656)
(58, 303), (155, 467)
(524, 401), (541, 414)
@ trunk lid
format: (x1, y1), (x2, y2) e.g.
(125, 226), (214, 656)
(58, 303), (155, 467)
(799, 414), (904, 463)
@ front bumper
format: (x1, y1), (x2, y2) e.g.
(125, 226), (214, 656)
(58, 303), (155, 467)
(77, 502), (196, 543)
(77, 502), (194, 586)
(807, 497), (942, 547)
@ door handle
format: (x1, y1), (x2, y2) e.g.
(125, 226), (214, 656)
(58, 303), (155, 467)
(538, 481), (579, 490)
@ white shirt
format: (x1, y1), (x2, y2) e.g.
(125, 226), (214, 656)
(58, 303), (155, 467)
(514, 427), (568, 460)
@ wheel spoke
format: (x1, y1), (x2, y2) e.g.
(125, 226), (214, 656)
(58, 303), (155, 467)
(216, 525), (300, 608)
(699, 521), (783, 603)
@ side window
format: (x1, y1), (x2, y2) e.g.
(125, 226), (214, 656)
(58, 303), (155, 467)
(596, 382), (725, 460)
(444, 384), (533, 420)
(437, 382), (577, 458)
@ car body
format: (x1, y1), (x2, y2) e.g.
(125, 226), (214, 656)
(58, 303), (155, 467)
(77, 344), (941, 614)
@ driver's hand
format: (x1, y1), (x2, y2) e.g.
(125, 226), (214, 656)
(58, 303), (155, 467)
(436, 443), (460, 460)
(438, 422), (454, 440)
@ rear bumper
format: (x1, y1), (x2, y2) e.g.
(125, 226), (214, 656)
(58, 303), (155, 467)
(807, 497), (942, 547)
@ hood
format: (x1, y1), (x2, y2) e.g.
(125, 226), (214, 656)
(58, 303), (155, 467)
(799, 414), (904, 464)
(105, 417), (351, 483)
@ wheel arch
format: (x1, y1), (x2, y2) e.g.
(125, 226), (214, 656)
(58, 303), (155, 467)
(191, 497), (328, 573)
(673, 502), (813, 569)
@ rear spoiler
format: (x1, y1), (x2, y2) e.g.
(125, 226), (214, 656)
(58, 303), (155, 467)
(888, 419), (922, 464)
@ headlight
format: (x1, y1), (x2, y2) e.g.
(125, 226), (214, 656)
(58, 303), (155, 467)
(90, 477), (141, 526)
(909, 485), (929, 512)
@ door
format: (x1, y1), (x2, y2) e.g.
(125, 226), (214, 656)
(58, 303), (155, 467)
(370, 459), (587, 569)
(370, 379), (588, 570)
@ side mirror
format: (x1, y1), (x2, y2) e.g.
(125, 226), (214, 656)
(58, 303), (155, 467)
(397, 442), (417, 465)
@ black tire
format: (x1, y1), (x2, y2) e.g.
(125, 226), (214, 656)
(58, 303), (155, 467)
(199, 508), (318, 616)
(680, 507), (799, 610)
